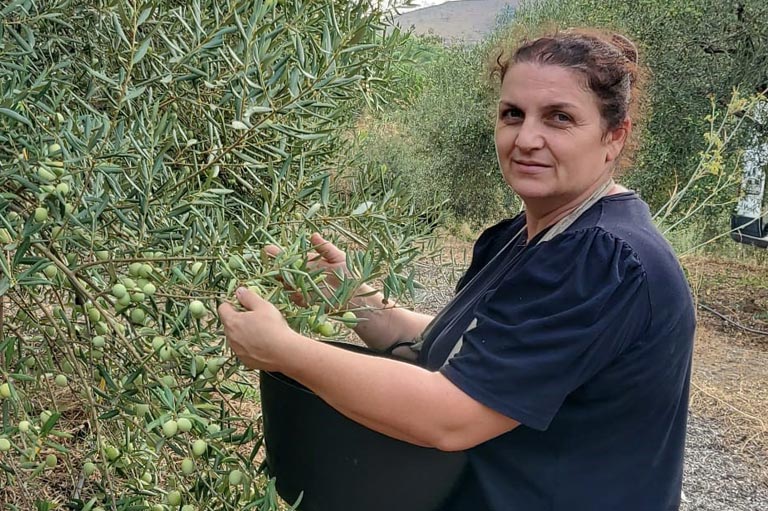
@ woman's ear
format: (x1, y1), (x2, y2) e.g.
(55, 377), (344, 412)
(605, 117), (632, 163)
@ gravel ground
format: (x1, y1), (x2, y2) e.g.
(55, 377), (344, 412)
(681, 415), (768, 511)
(410, 256), (768, 511)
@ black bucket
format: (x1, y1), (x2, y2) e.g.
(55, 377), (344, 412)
(259, 341), (468, 511)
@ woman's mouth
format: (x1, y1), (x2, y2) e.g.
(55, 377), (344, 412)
(512, 159), (551, 173)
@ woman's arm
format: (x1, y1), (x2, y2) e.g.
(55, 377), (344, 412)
(346, 282), (434, 355)
(218, 288), (520, 450)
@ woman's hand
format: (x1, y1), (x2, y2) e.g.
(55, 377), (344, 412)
(218, 287), (301, 371)
(265, 232), (348, 306)
(265, 232), (434, 353)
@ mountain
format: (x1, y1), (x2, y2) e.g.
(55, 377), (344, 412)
(393, 0), (519, 43)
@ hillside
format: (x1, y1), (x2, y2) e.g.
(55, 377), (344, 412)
(394, 0), (520, 42)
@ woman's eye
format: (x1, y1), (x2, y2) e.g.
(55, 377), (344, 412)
(501, 108), (522, 121)
(552, 112), (572, 123)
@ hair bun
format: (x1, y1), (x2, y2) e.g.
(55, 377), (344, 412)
(611, 33), (639, 65)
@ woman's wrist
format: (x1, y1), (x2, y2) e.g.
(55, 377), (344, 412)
(348, 283), (396, 311)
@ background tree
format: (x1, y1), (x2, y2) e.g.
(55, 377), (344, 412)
(359, 0), (768, 234)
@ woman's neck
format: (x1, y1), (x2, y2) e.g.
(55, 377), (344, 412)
(524, 182), (626, 241)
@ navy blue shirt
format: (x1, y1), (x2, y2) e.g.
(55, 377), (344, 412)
(418, 193), (695, 511)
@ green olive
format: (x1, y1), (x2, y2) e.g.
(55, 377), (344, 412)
(189, 300), (205, 319)
(177, 417), (192, 433)
(228, 469), (243, 485)
(83, 461), (97, 476)
(158, 346), (175, 361)
(162, 420), (178, 438)
(317, 322), (334, 337)
(33, 207), (49, 223)
(151, 336), (166, 351)
(205, 358), (221, 374)
(193, 355), (206, 374)
(181, 457), (195, 475)
(88, 307), (101, 322)
(43, 265), (58, 279)
(111, 283), (127, 298)
(130, 308), (146, 324)
(166, 490), (182, 506)
(192, 439), (207, 457)
(55, 182), (70, 195)
(105, 445), (121, 461)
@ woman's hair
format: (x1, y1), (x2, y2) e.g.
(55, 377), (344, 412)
(493, 28), (648, 169)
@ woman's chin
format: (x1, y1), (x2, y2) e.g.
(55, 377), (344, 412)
(506, 180), (555, 201)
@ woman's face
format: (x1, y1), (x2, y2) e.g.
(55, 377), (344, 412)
(495, 63), (628, 211)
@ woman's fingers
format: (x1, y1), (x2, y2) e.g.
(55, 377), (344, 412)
(263, 244), (282, 258)
(263, 233), (344, 286)
(310, 232), (346, 264)
(258, 234), (344, 307)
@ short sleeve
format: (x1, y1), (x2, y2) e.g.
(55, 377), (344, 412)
(441, 228), (650, 431)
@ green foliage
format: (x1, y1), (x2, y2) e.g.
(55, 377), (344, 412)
(654, 91), (760, 251)
(356, 40), (517, 226)
(362, 0), (768, 230)
(0, 0), (433, 508)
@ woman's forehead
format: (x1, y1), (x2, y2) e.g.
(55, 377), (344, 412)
(500, 63), (595, 108)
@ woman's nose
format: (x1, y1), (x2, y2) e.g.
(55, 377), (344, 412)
(514, 119), (545, 150)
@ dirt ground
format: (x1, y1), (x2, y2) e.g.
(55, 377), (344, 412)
(682, 255), (768, 484)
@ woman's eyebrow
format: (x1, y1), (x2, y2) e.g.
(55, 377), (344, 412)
(497, 100), (578, 111)
(544, 102), (578, 111)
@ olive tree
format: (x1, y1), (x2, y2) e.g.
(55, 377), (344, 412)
(0, 0), (434, 509)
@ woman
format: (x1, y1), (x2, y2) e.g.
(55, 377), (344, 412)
(219, 29), (696, 511)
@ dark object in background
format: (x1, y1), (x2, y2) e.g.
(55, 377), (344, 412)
(731, 214), (768, 247)
(260, 342), (467, 511)
(731, 94), (768, 249)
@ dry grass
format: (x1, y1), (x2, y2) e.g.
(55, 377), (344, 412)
(683, 255), (768, 485)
